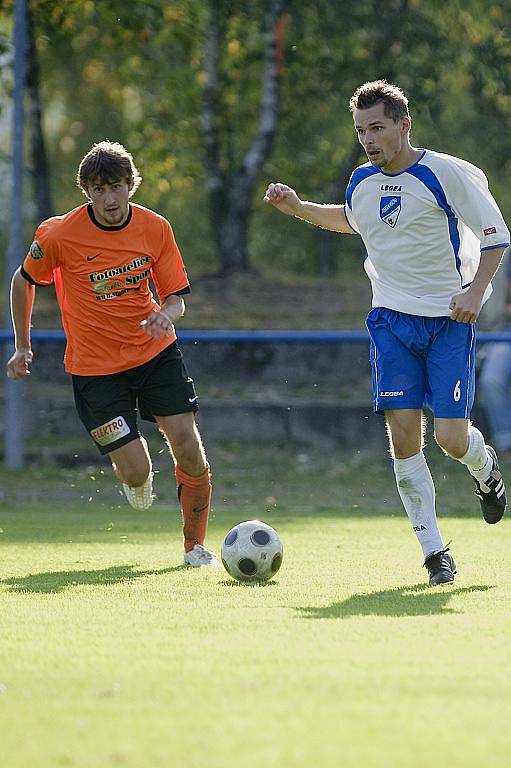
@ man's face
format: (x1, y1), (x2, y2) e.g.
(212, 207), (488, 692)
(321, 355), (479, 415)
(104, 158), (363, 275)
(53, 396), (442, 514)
(353, 102), (409, 170)
(86, 177), (131, 227)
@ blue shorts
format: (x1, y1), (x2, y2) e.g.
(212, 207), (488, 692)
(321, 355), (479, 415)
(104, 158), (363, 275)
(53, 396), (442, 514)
(365, 307), (476, 418)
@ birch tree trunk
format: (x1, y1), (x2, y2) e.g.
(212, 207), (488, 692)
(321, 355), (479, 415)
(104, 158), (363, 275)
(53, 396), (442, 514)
(201, 0), (286, 275)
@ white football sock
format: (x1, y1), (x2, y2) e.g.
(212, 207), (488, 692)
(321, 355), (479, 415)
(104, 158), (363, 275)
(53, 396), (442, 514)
(393, 452), (444, 560)
(457, 425), (492, 482)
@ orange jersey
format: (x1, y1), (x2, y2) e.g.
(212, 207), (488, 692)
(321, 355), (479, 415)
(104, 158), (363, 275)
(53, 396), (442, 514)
(22, 203), (190, 375)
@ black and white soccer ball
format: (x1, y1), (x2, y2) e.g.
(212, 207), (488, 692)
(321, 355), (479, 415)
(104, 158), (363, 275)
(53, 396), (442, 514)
(221, 520), (283, 582)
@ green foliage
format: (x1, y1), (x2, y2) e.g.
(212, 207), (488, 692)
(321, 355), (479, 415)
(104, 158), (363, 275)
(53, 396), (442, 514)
(1, 0), (510, 276)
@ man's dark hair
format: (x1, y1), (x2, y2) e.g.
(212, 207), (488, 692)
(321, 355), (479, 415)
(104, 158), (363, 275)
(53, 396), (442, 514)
(349, 80), (410, 122)
(77, 141), (142, 197)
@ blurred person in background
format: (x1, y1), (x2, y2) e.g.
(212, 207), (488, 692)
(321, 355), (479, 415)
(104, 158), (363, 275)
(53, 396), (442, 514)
(6, 140), (220, 568)
(264, 79), (509, 586)
(480, 248), (511, 459)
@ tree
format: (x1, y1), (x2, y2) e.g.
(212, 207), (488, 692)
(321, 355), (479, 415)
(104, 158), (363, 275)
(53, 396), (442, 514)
(2, 0), (509, 280)
(201, 0), (287, 275)
(26, 2), (52, 223)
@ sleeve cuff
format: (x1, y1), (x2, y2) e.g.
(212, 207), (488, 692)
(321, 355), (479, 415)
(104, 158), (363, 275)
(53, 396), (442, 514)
(165, 286), (191, 298)
(480, 242), (509, 252)
(20, 265), (47, 286)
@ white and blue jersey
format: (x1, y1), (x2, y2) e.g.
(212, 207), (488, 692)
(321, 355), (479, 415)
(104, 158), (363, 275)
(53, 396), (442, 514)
(344, 149), (509, 417)
(344, 149), (509, 317)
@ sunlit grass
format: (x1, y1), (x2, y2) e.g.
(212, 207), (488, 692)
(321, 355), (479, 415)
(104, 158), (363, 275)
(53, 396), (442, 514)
(1, 445), (511, 767)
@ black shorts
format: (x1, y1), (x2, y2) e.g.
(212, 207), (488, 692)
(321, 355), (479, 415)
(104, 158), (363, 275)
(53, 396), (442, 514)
(72, 342), (199, 455)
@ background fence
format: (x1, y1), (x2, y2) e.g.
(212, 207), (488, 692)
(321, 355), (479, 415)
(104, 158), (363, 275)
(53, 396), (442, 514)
(3, 329), (510, 467)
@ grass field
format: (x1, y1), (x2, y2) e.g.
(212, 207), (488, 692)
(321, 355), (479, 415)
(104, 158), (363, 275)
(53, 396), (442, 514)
(1, 442), (511, 768)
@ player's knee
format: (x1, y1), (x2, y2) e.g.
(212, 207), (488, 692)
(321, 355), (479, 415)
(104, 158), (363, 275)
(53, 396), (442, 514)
(116, 453), (151, 487)
(170, 428), (200, 463)
(434, 430), (466, 459)
(388, 427), (422, 458)
(122, 466), (150, 488)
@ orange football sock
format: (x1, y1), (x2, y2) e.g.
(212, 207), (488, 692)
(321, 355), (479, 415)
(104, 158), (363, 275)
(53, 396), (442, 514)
(175, 464), (212, 552)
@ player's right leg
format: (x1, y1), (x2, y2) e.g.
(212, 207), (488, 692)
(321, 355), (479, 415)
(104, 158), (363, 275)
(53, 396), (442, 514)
(385, 409), (454, 585)
(366, 308), (454, 585)
(109, 437), (154, 511)
(71, 371), (153, 510)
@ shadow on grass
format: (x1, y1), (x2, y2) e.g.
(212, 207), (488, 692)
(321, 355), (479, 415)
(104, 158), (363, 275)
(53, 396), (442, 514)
(219, 579), (278, 587)
(296, 583), (493, 619)
(1, 563), (186, 594)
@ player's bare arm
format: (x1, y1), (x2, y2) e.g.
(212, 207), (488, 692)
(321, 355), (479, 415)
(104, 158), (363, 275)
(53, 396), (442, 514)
(141, 294), (185, 339)
(450, 245), (507, 323)
(6, 267), (35, 379)
(263, 182), (356, 234)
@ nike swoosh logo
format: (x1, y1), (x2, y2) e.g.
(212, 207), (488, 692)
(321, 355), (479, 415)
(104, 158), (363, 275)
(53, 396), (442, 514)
(188, 396), (199, 403)
(86, 253), (101, 261)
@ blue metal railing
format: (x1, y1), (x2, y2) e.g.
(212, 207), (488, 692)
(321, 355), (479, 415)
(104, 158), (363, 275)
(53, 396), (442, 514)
(2, 329), (511, 343)
(3, 326), (511, 469)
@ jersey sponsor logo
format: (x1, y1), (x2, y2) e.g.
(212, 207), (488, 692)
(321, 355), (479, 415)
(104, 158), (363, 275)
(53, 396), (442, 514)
(92, 279), (123, 294)
(380, 196), (401, 228)
(91, 416), (131, 446)
(380, 390), (404, 396)
(483, 226), (497, 236)
(88, 255), (151, 282)
(380, 184), (402, 192)
(89, 256), (152, 300)
(86, 253), (101, 261)
(29, 240), (44, 260)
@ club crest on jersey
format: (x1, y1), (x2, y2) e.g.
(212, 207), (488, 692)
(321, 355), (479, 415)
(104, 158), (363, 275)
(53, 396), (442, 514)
(380, 196), (401, 228)
(29, 240), (44, 260)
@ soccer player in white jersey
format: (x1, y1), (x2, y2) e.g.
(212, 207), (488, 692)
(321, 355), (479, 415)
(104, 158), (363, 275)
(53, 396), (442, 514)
(264, 79), (510, 586)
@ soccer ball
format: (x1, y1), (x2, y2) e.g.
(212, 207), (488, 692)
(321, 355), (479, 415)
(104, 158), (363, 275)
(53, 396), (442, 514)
(221, 520), (283, 582)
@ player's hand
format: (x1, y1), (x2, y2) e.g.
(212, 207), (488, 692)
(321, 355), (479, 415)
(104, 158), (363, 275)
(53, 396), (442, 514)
(140, 310), (173, 339)
(6, 348), (33, 379)
(263, 183), (302, 216)
(449, 290), (483, 324)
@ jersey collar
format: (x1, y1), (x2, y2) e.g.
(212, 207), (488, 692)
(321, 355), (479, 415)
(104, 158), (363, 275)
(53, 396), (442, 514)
(87, 203), (133, 231)
(379, 149), (427, 177)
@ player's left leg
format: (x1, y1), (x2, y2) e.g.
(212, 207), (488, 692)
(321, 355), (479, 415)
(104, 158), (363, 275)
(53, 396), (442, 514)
(435, 418), (507, 524)
(156, 413), (220, 567)
(137, 343), (219, 566)
(427, 317), (507, 524)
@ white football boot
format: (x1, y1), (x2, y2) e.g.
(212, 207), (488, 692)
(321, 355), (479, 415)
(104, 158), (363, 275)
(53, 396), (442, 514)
(183, 544), (221, 568)
(122, 472), (155, 511)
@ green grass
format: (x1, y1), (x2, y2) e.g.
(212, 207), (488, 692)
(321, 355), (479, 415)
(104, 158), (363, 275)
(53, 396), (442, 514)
(1, 444), (511, 768)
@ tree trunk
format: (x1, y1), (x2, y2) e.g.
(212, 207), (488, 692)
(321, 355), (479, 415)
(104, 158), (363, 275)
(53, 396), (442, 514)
(201, 1), (286, 276)
(25, 6), (52, 224)
(317, 0), (408, 275)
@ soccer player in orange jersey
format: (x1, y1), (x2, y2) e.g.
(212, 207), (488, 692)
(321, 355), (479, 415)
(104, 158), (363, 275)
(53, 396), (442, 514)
(6, 140), (219, 567)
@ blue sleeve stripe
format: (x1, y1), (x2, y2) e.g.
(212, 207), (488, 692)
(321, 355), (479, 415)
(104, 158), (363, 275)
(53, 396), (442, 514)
(345, 165), (380, 210)
(480, 242), (509, 252)
(406, 164), (462, 282)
